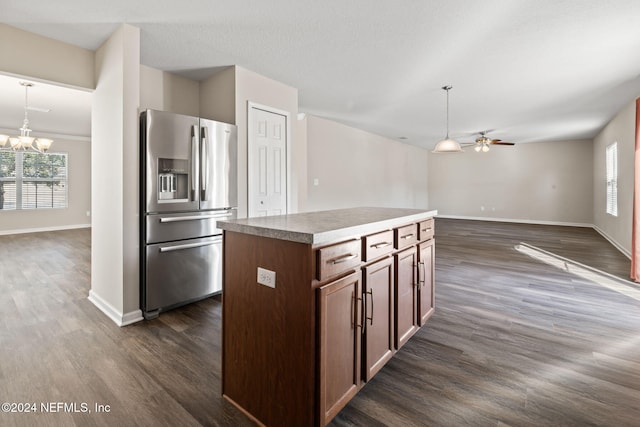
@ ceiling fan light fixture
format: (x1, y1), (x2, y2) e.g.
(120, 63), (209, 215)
(432, 85), (463, 153)
(482, 144), (490, 153)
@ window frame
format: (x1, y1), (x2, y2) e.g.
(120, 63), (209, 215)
(606, 142), (618, 217)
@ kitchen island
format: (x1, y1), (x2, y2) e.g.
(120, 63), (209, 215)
(217, 207), (437, 427)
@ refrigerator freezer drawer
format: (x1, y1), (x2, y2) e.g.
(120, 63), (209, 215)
(144, 235), (222, 315)
(146, 210), (236, 244)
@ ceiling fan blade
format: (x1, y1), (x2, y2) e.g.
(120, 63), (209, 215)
(490, 141), (515, 145)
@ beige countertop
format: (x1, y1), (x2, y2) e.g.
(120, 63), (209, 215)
(216, 207), (437, 245)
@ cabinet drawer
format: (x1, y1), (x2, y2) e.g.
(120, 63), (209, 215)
(418, 219), (434, 241)
(362, 230), (394, 262)
(317, 239), (361, 281)
(394, 224), (418, 250)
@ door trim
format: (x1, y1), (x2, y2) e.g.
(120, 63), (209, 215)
(247, 101), (291, 216)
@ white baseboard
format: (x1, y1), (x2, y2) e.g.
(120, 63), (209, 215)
(0, 223), (91, 236)
(435, 214), (592, 228)
(436, 214), (632, 260)
(121, 309), (145, 326)
(88, 290), (144, 327)
(593, 225), (632, 259)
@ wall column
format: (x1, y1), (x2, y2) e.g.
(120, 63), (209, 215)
(89, 24), (142, 325)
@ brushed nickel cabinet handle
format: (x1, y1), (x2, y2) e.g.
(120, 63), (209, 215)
(401, 233), (415, 240)
(353, 293), (363, 331)
(419, 261), (426, 288)
(365, 288), (374, 326)
(372, 242), (392, 249)
(332, 253), (358, 264)
(361, 295), (366, 334)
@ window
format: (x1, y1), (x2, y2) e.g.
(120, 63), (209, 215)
(0, 151), (68, 211)
(606, 142), (618, 217)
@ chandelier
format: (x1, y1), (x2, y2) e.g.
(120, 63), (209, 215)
(0, 81), (53, 153)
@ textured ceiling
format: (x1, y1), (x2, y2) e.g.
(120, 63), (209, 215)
(2, 0), (640, 148)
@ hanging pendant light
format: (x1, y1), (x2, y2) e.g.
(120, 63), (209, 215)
(0, 81), (53, 153)
(432, 85), (463, 153)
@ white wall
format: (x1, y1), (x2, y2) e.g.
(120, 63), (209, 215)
(200, 67), (236, 124)
(0, 26), (94, 236)
(593, 99), (635, 256)
(140, 65), (200, 116)
(306, 116), (429, 211)
(428, 140), (594, 225)
(0, 138), (91, 234)
(234, 66), (301, 217)
(0, 24), (94, 90)
(89, 24), (142, 326)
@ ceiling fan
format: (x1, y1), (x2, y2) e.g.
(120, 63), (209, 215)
(462, 131), (515, 152)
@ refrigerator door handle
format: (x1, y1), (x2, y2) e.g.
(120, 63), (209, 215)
(191, 125), (199, 201)
(201, 126), (209, 201)
(159, 239), (221, 253)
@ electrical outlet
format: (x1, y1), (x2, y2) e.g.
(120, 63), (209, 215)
(257, 267), (276, 288)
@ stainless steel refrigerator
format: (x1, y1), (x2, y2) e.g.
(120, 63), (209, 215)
(140, 109), (237, 319)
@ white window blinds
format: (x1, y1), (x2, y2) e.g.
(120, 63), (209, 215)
(0, 151), (68, 211)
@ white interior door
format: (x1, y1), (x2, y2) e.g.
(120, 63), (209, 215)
(248, 105), (288, 217)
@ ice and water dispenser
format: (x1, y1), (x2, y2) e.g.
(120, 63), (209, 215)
(157, 158), (189, 202)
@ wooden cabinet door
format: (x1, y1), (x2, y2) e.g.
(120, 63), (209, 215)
(418, 239), (435, 326)
(318, 271), (362, 426)
(362, 257), (394, 382)
(394, 246), (418, 350)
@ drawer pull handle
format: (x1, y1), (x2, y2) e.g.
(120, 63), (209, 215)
(422, 227), (432, 232)
(401, 233), (415, 240)
(372, 242), (392, 249)
(159, 213), (232, 223)
(332, 253), (358, 264)
(159, 240), (219, 253)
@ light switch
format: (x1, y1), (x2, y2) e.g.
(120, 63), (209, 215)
(257, 267), (276, 288)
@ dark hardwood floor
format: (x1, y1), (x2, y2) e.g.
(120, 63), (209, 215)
(1, 219), (639, 426)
